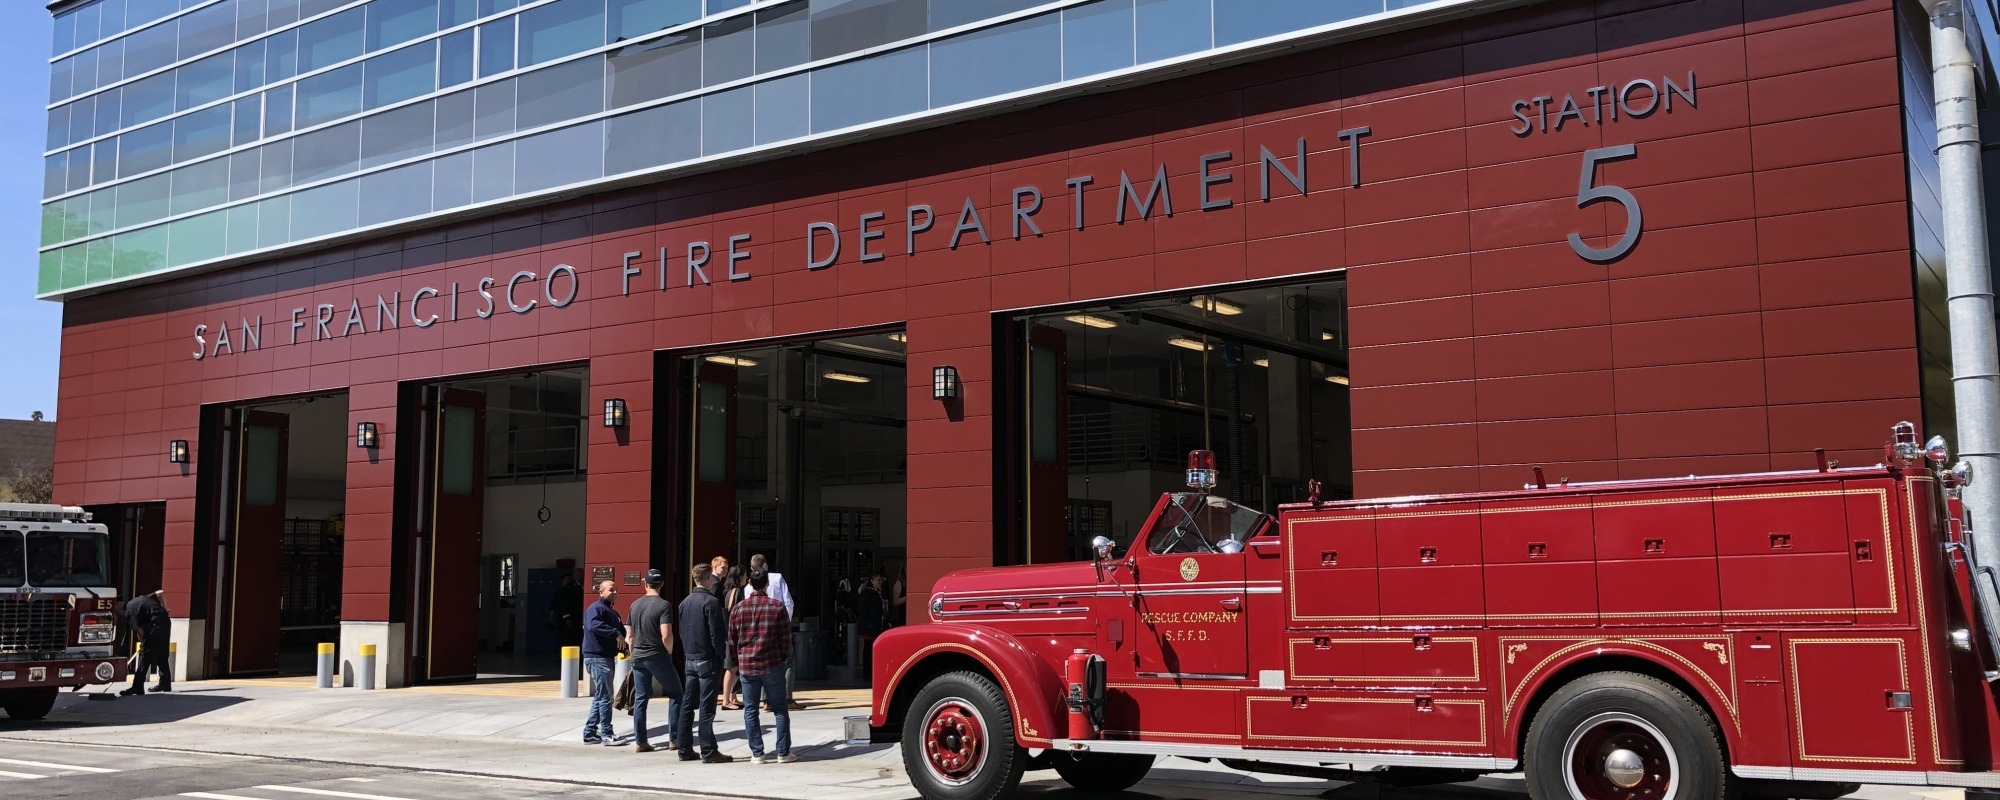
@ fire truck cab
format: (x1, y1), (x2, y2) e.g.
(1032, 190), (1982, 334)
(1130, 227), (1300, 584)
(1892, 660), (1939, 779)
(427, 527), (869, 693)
(0, 503), (128, 719)
(860, 424), (2000, 800)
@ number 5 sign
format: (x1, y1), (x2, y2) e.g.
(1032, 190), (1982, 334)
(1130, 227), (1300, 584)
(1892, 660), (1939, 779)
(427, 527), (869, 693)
(1569, 144), (1642, 263)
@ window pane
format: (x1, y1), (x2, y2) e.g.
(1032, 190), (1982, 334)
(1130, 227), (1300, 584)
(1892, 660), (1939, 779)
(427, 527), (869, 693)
(363, 41), (437, 109)
(519, 0), (606, 67)
(1216, 0), (1377, 45)
(46, 105), (72, 151)
(605, 31), (697, 108)
(167, 210), (226, 268)
(73, 48), (102, 96)
(930, 12), (1059, 107)
(609, 0), (696, 41)
(440, 0), (478, 28)
(170, 157), (229, 215)
(929, 0), (1044, 29)
(118, 121), (173, 177)
(44, 153), (68, 199)
(226, 202), (259, 253)
(1031, 345), (1056, 462)
(121, 71), (174, 129)
(358, 160), (432, 226)
(69, 97), (99, 149)
(360, 99), (435, 169)
(171, 104), (232, 163)
(232, 96), (263, 145)
(703, 15), (752, 86)
(258, 138), (293, 194)
(478, 0), (517, 16)
(264, 83), (296, 135)
(74, 3), (102, 46)
(301, 0), (350, 18)
(706, 0), (748, 12)
(97, 40), (126, 91)
(267, 0), (300, 28)
(433, 149), (472, 209)
(238, 0), (272, 38)
(300, 7), (365, 72)
(697, 381), (726, 481)
(122, 21), (178, 78)
(49, 56), (75, 104)
(53, 13), (76, 53)
(516, 55), (602, 130)
(256, 194), (290, 246)
(514, 119), (602, 192)
(115, 172), (171, 228)
(90, 143), (119, 191)
(129, 0), (180, 30)
(442, 404), (475, 495)
(811, 45), (925, 133)
(754, 1), (808, 71)
(478, 17), (515, 76)
(435, 88), (475, 148)
(440, 29), (474, 87)
(290, 178), (359, 239)
(471, 140), (512, 203)
(69, 145), (96, 192)
(292, 120), (361, 183)
(811, 0), (925, 61)
(177, 0), (239, 61)
(754, 72), (807, 144)
(701, 85), (751, 155)
(366, 0), (439, 50)
(1136, 0), (1208, 63)
(604, 99), (696, 174)
(297, 63), (363, 127)
(474, 78), (515, 140)
(266, 28), (300, 82)
(229, 149), (261, 200)
(235, 38), (268, 93)
(176, 52), (235, 112)
(95, 87), (124, 141)
(1063, 0), (1133, 79)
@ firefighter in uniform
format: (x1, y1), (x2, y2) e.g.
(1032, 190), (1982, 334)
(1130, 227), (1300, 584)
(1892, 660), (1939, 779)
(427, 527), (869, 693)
(122, 589), (172, 696)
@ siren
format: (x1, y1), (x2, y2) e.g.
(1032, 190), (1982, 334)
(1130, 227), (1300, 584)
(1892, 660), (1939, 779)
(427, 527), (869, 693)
(1187, 450), (1218, 490)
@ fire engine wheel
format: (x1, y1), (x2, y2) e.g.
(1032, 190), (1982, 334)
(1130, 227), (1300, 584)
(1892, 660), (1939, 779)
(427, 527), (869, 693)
(1052, 753), (1155, 793)
(2, 688), (58, 720)
(1524, 672), (1732, 800)
(902, 671), (1027, 800)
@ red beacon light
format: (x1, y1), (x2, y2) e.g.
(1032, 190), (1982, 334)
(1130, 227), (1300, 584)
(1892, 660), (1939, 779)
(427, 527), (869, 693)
(1187, 450), (1218, 490)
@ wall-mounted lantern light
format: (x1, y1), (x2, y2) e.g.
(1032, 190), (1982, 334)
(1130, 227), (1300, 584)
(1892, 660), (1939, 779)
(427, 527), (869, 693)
(604, 398), (628, 428)
(356, 422), (379, 449)
(169, 440), (189, 464)
(933, 365), (961, 401)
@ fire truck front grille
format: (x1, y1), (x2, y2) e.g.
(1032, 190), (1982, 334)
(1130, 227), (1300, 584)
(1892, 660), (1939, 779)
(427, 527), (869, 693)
(0, 597), (67, 654)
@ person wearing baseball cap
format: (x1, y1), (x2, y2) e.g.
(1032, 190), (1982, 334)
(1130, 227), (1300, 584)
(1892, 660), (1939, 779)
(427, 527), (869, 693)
(625, 568), (681, 753)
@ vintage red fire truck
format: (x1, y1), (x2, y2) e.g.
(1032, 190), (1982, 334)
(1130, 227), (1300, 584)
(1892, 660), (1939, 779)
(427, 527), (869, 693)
(0, 503), (128, 719)
(857, 423), (2000, 799)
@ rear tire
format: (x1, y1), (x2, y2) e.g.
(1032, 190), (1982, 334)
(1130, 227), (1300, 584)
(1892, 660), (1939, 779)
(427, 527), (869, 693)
(1523, 671), (1733, 800)
(1053, 753), (1154, 793)
(901, 672), (1027, 800)
(2, 688), (59, 720)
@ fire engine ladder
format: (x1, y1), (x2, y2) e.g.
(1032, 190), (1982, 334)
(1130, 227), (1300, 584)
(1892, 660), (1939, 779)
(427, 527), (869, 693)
(1948, 512), (2000, 682)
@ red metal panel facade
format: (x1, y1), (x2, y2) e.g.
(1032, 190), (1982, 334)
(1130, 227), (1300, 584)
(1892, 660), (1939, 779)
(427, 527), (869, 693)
(50, 0), (1924, 638)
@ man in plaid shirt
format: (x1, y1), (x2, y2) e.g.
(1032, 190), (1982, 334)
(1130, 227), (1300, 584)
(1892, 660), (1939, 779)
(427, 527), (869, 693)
(729, 569), (795, 763)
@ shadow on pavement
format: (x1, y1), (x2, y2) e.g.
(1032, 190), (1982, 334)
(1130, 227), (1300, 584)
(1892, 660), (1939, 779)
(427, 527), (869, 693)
(0, 689), (251, 732)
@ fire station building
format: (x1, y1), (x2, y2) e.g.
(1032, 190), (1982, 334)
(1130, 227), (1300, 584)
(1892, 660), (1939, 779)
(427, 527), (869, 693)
(39, 0), (1986, 686)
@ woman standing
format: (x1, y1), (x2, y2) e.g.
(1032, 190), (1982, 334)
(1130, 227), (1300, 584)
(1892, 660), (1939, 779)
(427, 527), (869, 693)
(719, 564), (745, 710)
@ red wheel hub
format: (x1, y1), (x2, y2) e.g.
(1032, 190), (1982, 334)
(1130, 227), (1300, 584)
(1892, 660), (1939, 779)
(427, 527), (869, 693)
(923, 701), (986, 783)
(1565, 714), (1675, 799)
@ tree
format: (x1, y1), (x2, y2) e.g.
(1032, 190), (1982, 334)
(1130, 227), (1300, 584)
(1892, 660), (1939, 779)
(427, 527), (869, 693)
(8, 465), (53, 505)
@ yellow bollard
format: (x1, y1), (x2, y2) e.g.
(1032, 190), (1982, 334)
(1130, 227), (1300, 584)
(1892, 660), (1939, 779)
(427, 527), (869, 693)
(358, 643), (377, 690)
(560, 645), (581, 698)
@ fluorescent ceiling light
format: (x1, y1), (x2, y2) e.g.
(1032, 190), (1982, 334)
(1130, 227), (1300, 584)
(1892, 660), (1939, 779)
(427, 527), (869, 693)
(1253, 358), (1270, 367)
(1167, 337), (1214, 352)
(1326, 375), (1350, 386)
(705, 355), (758, 367)
(1321, 330), (1336, 341)
(1063, 314), (1118, 329)
(823, 371), (873, 384)
(1188, 295), (1243, 315)
(887, 333), (907, 342)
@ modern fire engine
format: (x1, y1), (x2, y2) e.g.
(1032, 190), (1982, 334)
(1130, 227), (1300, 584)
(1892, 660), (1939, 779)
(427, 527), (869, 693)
(856, 423), (2000, 800)
(0, 503), (126, 719)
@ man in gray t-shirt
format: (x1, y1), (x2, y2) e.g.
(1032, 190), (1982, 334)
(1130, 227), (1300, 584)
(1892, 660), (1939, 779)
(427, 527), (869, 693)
(625, 569), (682, 752)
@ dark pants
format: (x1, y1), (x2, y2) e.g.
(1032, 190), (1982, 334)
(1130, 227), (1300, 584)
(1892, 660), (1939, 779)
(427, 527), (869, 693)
(675, 658), (721, 756)
(630, 653), (681, 748)
(741, 667), (790, 758)
(130, 635), (170, 693)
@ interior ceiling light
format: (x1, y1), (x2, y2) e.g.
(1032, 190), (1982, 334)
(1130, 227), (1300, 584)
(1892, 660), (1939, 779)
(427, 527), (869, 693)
(1321, 330), (1336, 341)
(705, 355), (759, 367)
(1253, 358), (1270, 367)
(823, 371), (873, 384)
(887, 332), (907, 342)
(1167, 337), (1215, 352)
(1327, 375), (1351, 386)
(1063, 314), (1119, 329)
(1188, 295), (1244, 315)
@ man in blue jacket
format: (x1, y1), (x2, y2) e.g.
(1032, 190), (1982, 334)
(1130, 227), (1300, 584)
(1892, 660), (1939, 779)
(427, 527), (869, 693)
(582, 579), (628, 746)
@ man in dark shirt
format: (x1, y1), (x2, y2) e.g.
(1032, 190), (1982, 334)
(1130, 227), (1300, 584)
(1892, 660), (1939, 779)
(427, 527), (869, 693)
(550, 570), (583, 648)
(625, 569), (680, 753)
(581, 580), (627, 746)
(121, 589), (171, 696)
(729, 570), (794, 763)
(674, 564), (732, 763)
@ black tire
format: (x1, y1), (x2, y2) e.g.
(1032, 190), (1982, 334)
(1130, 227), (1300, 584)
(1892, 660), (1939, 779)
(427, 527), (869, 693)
(900, 671), (1027, 800)
(2, 689), (58, 721)
(1052, 753), (1154, 793)
(1523, 671), (1733, 800)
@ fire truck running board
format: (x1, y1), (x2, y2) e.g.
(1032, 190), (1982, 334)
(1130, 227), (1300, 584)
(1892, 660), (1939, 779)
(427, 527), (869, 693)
(1734, 766), (2000, 788)
(1048, 739), (1516, 772)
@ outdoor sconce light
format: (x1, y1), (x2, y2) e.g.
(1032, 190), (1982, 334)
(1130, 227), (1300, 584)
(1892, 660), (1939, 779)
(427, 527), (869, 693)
(604, 398), (628, 428)
(933, 365), (961, 400)
(356, 422), (379, 449)
(168, 440), (189, 464)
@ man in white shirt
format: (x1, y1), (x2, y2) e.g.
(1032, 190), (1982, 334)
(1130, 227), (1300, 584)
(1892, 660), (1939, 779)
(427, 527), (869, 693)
(747, 553), (803, 709)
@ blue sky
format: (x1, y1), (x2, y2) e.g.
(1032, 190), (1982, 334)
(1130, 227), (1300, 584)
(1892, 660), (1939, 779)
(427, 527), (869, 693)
(0, 6), (61, 421)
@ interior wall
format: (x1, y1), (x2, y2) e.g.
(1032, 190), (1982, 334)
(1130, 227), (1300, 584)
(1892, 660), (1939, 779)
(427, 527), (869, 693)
(480, 476), (586, 653)
(278, 395), (350, 521)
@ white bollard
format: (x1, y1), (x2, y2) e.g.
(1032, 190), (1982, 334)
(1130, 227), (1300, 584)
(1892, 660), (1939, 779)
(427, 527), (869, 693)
(560, 646), (580, 698)
(359, 643), (377, 690)
(613, 652), (630, 700)
(316, 643), (335, 689)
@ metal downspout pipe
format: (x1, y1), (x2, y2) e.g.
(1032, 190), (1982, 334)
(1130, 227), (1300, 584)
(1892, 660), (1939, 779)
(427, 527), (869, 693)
(1930, 0), (2000, 577)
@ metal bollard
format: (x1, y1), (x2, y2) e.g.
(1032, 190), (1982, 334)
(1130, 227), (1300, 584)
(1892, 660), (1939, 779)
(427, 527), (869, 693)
(316, 643), (335, 688)
(561, 646), (580, 698)
(358, 643), (377, 690)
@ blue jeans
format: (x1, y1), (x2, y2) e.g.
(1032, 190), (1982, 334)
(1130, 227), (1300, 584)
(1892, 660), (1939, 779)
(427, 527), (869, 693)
(741, 666), (791, 758)
(675, 658), (721, 755)
(584, 656), (615, 740)
(630, 653), (681, 748)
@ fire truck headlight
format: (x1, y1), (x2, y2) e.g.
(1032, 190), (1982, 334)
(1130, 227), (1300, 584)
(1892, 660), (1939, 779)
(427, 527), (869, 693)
(1927, 436), (1951, 465)
(95, 662), (115, 681)
(1954, 460), (1975, 487)
(78, 621), (115, 644)
(1953, 629), (1975, 651)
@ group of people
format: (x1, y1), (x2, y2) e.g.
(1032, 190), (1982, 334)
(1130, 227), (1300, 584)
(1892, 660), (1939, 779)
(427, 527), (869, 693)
(579, 553), (799, 764)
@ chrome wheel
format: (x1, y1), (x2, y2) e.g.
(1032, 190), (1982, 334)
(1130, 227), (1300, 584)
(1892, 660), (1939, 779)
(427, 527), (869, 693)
(921, 697), (989, 786)
(1562, 711), (1678, 799)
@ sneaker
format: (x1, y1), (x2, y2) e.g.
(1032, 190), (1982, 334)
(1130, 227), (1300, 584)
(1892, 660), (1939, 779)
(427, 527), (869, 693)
(677, 751), (701, 761)
(749, 754), (767, 764)
(583, 737), (603, 745)
(119, 688), (143, 697)
(604, 736), (631, 747)
(701, 752), (734, 764)
(151, 685), (171, 693)
(775, 754), (797, 763)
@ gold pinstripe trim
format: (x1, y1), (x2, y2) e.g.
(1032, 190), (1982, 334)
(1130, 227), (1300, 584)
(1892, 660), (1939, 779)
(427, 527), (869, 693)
(1286, 637), (1482, 683)
(1498, 636), (1739, 734)
(879, 642), (1048, 745)
(1788, 638), (1916, 765)
(1905, 478), (1959, 765)
(1245, 696), (1489, 748)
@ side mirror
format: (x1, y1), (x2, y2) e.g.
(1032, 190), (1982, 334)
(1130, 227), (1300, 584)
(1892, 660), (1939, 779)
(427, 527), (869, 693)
(1091, 536), (1117, 562)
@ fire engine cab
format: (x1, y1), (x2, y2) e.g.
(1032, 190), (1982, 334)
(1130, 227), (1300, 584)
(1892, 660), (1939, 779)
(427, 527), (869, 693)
(0, 503), (127, 719)
(857, 424), (2000, 800)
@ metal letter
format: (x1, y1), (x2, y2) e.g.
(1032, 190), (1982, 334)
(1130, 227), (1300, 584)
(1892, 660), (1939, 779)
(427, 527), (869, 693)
(658, 247), (670, 291)
(1339, 127), (1372, 188)
(1259, 140), (1307, 201)
(546, 264), (579, 306)
(906, 205), (934, 253)
(342, 299), (365, 336)
(950, 198), (989, 249)
(214, 323), (231, 356)
(1532, 96), (1553, 132)
(242, 317), (260, 351)
(858, 212), (887, 262)
(1198, 152), (1233, 211)
(1554, 94), (1584, 131)
(289, 307), (305, 344)
(412, 287), (440, 327)
(376, 292), (399, 331)
(1585, 86), (1610, 124)
(1011, 187), (1043, 238)
(506, 271), (538, 313)
(1067, 175), (1093, 229)
(1567, 144), (1643, 263)
(807, 222), (840, 270)
(192, 324), (207, 360)
(725, 235), (752, 282)
(1510, 100), (1533, 136)
(316, 304), (335, 338)
(620, 251), (643, 296)
(450, 282), (460, 321)
(687, 242), (711, 286)
(1619, 79), (1659, 118)
(476, 277), (495, 319)
(1117, 164), (1172, 223)
(1664, 71), (1696, 111)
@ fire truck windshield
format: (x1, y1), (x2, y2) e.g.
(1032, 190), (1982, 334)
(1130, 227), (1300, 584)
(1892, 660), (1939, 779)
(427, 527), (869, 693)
(1144, 493), (1271, 555)
(23, 531), (109, 588)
